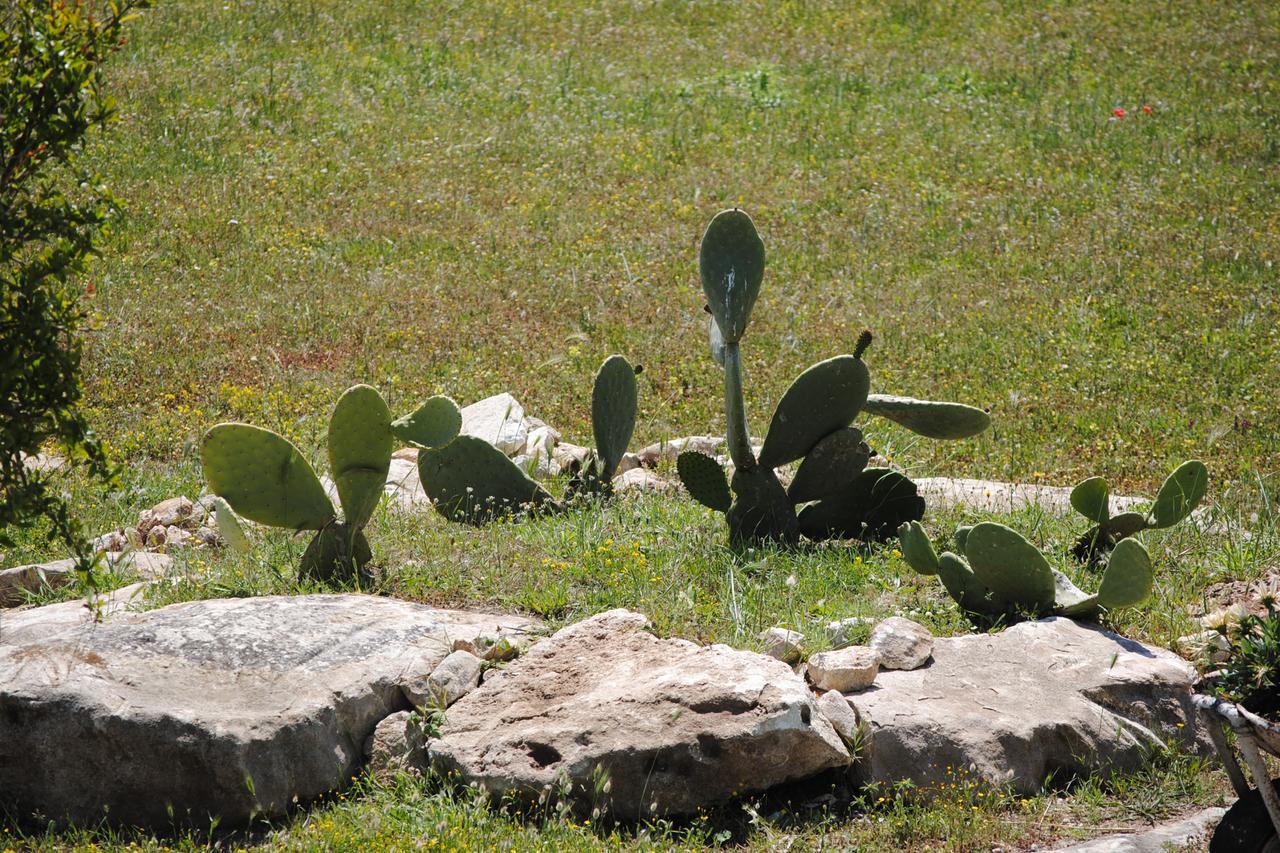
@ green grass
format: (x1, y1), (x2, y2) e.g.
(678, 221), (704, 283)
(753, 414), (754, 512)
(4, 0), (1280, 848)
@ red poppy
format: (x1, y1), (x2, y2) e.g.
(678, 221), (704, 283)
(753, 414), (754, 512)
(85, 282), (96, 297)
(1113, 108), (1126, 118)
(1142, 104), (1153, 114)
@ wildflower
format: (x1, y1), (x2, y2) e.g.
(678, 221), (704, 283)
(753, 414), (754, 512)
(1113, 107), (1126, 118)
(1142, 104), (1153, 113)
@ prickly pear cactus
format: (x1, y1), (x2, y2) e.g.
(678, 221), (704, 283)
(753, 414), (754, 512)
(861, 395), (990, 441)
(328, 384), (393, 533)
(592, 354), (638, 480)
(787, 427), (870, 504)
(699, 209), (764, 345)
(418, 435), (558, 524)
(1150, 460), (1208, 529)
(758, 356), (869, 469)
(201, 424), (335, 531)
(1070, 460), (1208, 565)
(392, 395), (462, 449)
(676, 450), (732, 513)
(209, 496), (249, 554)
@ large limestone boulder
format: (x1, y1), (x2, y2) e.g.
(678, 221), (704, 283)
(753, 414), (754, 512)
(849, 617), (1205, 794)
(429, 609), (850, 819)
(0, 594), (540, 828)
(460, 393), (528, 456)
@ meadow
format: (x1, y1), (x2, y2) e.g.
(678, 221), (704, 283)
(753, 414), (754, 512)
(4, 0), (1280, 849)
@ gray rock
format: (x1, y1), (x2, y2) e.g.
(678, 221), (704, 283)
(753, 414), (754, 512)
(613, 451), (643, 475)
(460, 393), (527, 456)
(0, 552), (173, 607)
(612, 467), (674, 494)
(551, 441), (592, 472)
(2, 581), (152, 645)
(145, 525), (167, 548)
(814, 690), (860, 745)
(825, 616), (875, 648)
(806, 647), (880, 692)
(138, 496), (194, 535)
(761, 627), (805, 664)
(164, 525), (192, 548)
(91, 530), (128, 553)
(363, 710), (430, 780)
(1051, 805), (1225, 851)
(402, 649), (483, 708)
(429, 609), (849, 819)
(868, 617), (933, 671)
(849, 617), (1207, 795)
(0, 594), (540, 828)
(636, 436), (724, 467)
(1174, 629), (1231, 665)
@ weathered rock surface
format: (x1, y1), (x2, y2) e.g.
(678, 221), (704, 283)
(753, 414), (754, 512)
(814, 690), (860, 745)
(363, 710), (430, 781)
(0, 594), (540, 828)
(1051, 805), (1225, 852)
(806, 646), (880, 692)
(0, 552), (173, 607)
(460, 393), (528, 456)
(825, 616), (874, 648)
(761, 627), (805, 663)
(429, 609), (850, 818)
(849, 617), (1205, 794)
(402, 649), (483, 708)
(636, 436), (724, 467)
(914, 478), (1148, 517)
(1, 581), (152, 645)
(868, 617), (933, 671)
(612, 467), (674, 494)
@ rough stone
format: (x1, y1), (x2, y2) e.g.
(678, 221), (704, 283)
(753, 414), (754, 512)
(164, 525), (192, 548)
(91, 530), (129, 553)
(429, 609), (850, 819)
(814, 690), (860, 745)
(636, 436), (724, 467)
(612, 467), (674, 494)
(825, 616), (875, 648)
(0, 594), (541, 827)
(138, 496), (194, 535)
(551, 441), (592, 471)
(613, 451), (642, 475)
(761, 627), (805, 663)
(849, 617), (1207, 795)
(1051, 806), (1225, 852)
(460, 393), (528, 456)
(363, 710), (430, 780)
(0, 552), (173, 607)
(145, 525), (167, 548)
(522, 424), (561, 477)
(2, 581), (152, 645)
(806, 647), (880, 692)
(402, 649), (483, 708)
(868, 617), (934, 671)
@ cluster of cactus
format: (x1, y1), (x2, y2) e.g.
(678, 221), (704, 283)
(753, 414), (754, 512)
(1068, 460), (1208, 565)
(897, 519), (1154, 619)
(675, 209), (991, 547)
(201, 385), (395, 583)
(406, 354), (639, 524)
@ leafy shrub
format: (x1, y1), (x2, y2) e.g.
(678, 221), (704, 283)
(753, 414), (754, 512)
(0, 1), (149, 566)
(1215, 600), (1280, 718)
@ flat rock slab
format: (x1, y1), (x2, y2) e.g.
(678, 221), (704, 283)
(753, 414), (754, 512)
(850, 617), (1204, 795)
(914, 478), (1148, 517)
(0, 552), (173, 607)
(1052, 806), (1225, 851)
(0, 594), (540, 828)
(429, 609), (850, 819)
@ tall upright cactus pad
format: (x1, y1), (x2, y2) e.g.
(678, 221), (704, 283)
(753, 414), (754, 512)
(787, 427), (870, 504)
(897, 520), (939, 575)
(209, 496), (250, 554)
(861, 395), (990, 440)
(962, 522), (1056, 613)
(201, 424), (334, 531)
(328, 384), (394, 532)
(677, 450), (732, 513)
(758, 356), (870, 469)
(392, 395), (462, 449)
(419, 435), (557, 525)
(699, 209), (764, 344)
(1150, 460), (1208, 529)
(707, 315), (726, 367)
(1096, 538), (1153, 608)
(1070, 477), (1110, 525)
(592, 355), (638, 478)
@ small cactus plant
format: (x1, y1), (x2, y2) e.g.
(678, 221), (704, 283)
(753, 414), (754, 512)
(201, 384), (396, 583)
(898, 519), (1154, 620)
(1069, 460), (1209, 564)
(678, 208), (990, 547)
(565, 355), (641, 499)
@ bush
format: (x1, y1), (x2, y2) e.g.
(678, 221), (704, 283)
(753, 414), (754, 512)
(0, 0), (149, 570)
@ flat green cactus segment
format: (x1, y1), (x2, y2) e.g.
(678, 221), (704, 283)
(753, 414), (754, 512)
(592, 354), (638, 477)
(699, 209), (764, 344)
(861, 395), (990, 440)
(788, 427), (869, 504)
(1052, 569), (1094, 611)
(1097, 538), (1153, 609)
(392, 395), (461, 449)
(209, 496), (250, 554)
(1149, 460), (1208, 528)
(898, 521), (940, 575)
(676, 450), (731, 513)
(953, 525), (973, 553)
(963, 522), (1056, 613)
(796, 468), (923, 542)
(1070, 477), (1111, 524)
(328, 384), (393, 531)
(1107, 511), (1149, 538)
(937, 552), (999, 614)
(201, 423), (334, 531)
(418, 435), (557, 525)
(727, 465), (798, 546)
(707, 316), (726, 367)
(299, 522), (372, 584)
(759, 356), (870, 469)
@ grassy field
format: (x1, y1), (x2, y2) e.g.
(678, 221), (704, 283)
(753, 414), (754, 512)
(5, 0), (1280, 849)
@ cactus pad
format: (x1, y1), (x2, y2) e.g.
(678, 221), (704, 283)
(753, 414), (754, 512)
(726, 465), (799, 546)
(209, 496), (250, 554)
(299, 522), (372, 584)
(201, 423), (334, 531)
(897, 520), (940, 575)
(861, 395), (990, 440)
(707, 315), (726, 367)
(953, 525), (973, 553)
(937, 552), (999, 615)
(797, 468), (923, 542)
(592, 355), (638, 478)
(787, 427), (870, 504)
(962, 522), (1056, 613)
(1149, 460), (1208, 529)
(392, 395), (462, 449)
(1096, 538), (1153, 609)
(1070, 476), (1111, 524)
(676, 450), (731, 513)
(328, 384), (393, 531)
(699, 209), (764, 344)
(759, 356), (870, 469)
(418, 435), (557, 525)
